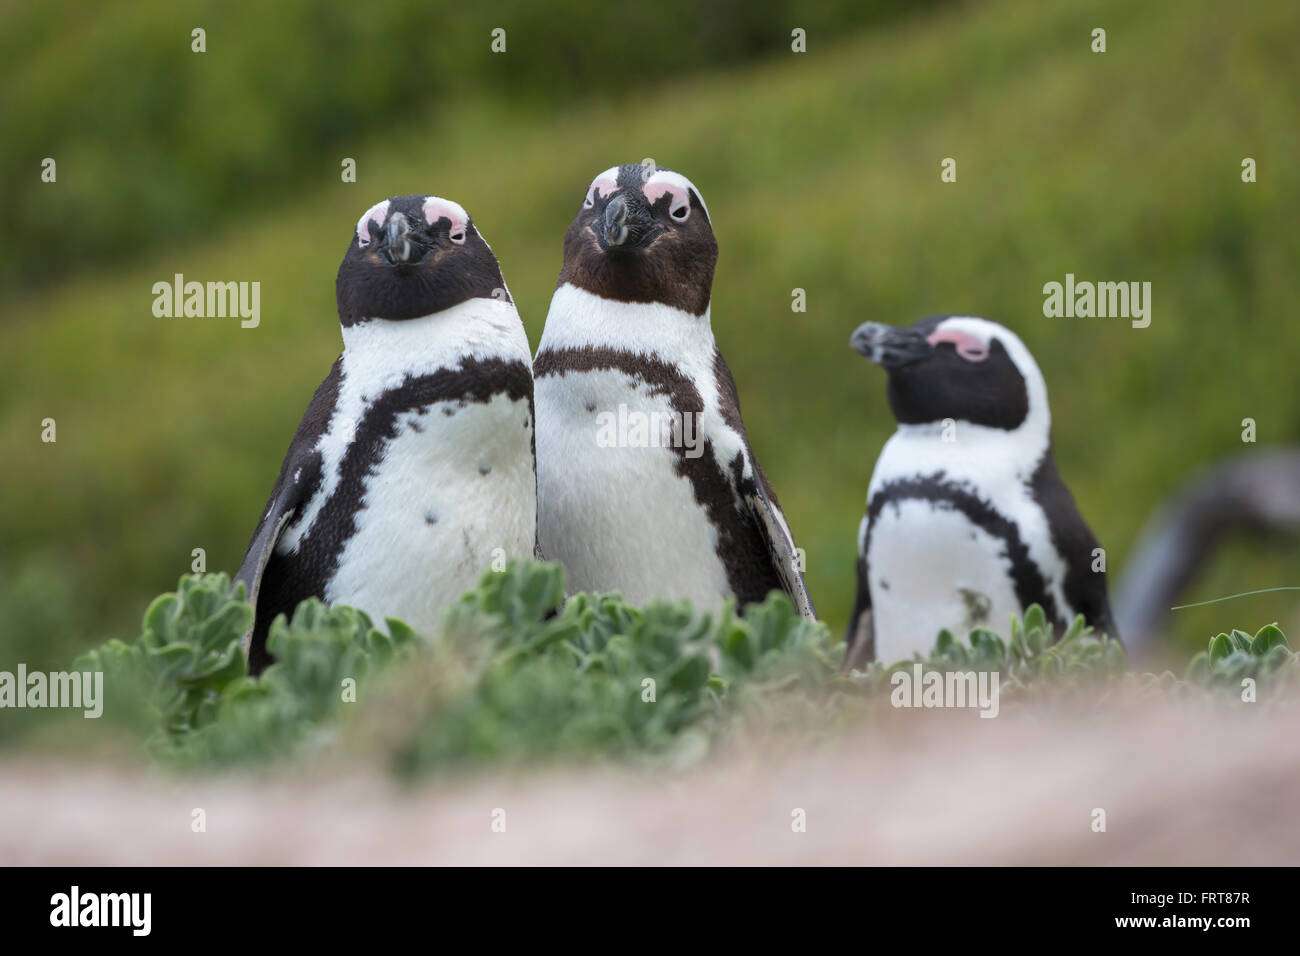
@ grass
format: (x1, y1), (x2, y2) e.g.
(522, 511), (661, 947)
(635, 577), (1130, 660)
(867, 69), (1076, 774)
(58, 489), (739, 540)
(2, 0), (1299, 669)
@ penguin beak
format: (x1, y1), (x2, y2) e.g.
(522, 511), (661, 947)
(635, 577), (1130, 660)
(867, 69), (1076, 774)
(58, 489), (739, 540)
(597, 194), (655, 250)
(602, 195), (630, 246)
(381, 212), (415, 265)
(850, 322), (934, 369)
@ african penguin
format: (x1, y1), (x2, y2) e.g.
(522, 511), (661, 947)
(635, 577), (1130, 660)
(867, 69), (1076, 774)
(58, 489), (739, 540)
(533, 163), (815, 618)
(844, 314), (1116, 669)
(235, 194), (536, 674)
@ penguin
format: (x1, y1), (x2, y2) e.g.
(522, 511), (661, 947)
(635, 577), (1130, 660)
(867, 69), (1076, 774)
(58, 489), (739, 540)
(533, 162), (815, 619)
(235, 194), (536, 674)
(844, 314), (1116, 669)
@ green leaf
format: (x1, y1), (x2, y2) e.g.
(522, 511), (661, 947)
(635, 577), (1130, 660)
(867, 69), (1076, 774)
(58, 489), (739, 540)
(1252, 624), (1287, 655)
(1208, 633), (1233, 666)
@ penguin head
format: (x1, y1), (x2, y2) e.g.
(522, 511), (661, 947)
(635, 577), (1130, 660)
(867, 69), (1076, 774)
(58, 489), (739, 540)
(851, 315), (1050, 434)
(557, 163), (717, 315)
(336, 195), (509, 325)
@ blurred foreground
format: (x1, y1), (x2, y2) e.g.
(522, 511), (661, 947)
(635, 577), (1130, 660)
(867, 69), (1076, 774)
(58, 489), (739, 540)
(4, 700), (1293, 865)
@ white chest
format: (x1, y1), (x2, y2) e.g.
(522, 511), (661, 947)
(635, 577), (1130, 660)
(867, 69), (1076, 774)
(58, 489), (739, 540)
(281, 299), (536, 633)
(866, 499), (1025, 662)
(534, 369), (731, 609)
(327, 390), (536, 632)
(862, 426), (1071, 658)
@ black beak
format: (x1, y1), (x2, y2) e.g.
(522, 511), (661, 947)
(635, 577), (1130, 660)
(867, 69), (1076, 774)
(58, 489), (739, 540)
(381, 211), (415, 265)
(850, 322), (934, 369)
(602, 195), (630, 246)
(598, 193), (655, 250)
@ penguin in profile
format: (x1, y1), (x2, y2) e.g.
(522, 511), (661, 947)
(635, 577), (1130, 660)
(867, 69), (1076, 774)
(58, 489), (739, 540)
(844, 315), (1116, 669)
(533, 162), (815, 618)
(235, 195), (536, 673)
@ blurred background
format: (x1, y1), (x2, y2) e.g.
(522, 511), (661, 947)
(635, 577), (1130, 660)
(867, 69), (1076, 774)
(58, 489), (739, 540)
(2, 0), (1298, 691)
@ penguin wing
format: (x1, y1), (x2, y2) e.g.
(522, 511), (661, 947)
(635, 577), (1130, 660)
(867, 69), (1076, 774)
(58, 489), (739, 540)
(234, 494), (304, 656)
(711, 349), (816, 620)
(842, 549), (875, 671)
(234, 358), (341, 657)
(1030, 450), (1119, 639)
(745, 463), (817, 620)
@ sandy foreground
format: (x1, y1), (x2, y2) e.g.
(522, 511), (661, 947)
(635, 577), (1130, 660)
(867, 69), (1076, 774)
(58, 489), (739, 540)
(1, 701), (1295, 866)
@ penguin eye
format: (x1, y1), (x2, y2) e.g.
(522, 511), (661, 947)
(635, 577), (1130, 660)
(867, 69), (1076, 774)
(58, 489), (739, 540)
(449, 227), (466, 245)
(669, 202), (690, 222)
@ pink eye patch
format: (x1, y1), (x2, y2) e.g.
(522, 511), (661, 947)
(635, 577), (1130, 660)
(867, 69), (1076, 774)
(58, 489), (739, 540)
(927, 328), (990, 362)
(422, 198), (469, 244)
(355, 200), (391, 248)
(643, 181), (691, 220)
(584, 177), (619, 208)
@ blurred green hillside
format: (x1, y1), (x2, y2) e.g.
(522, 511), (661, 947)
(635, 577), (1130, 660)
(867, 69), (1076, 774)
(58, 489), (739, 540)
(0, 0), (933, 291)
(2, 0), (1299, 672)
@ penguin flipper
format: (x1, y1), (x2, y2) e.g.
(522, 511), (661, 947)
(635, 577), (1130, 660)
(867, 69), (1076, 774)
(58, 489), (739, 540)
(709, 348), (816, 619)
(1029, 449), (1119, 641)
(233, 357), (341, 660)
(842, 553), (875, 672)
(746, 475), (817, 621)
(234, 502), (299, 659)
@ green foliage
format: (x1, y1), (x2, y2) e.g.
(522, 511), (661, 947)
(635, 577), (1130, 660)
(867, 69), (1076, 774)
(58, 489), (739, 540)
(60, 565), (1300, 777)
(395, 561), (837, 773)
(843, 605), (1127, 703)
(73, 573), (420, 766)
(73, 573), (250, 738)
(1184, 623), (1296, 690)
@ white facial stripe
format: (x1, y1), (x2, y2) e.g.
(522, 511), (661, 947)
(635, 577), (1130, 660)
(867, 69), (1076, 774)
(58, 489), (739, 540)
(644, 181), (690, 220)
(893, 315), (1051, 449)
(928, 326), (989, 361)
(355, 200), (391, 248)
(422, 196), (470, 242)
(584, 167), (622, 208)
(935, 316), (1042, 384)
(645, 169), (708, 220)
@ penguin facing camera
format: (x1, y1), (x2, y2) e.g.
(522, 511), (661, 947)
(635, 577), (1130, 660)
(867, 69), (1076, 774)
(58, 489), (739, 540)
(533, 162), (815, 619)
(235, 195), (536, 674)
